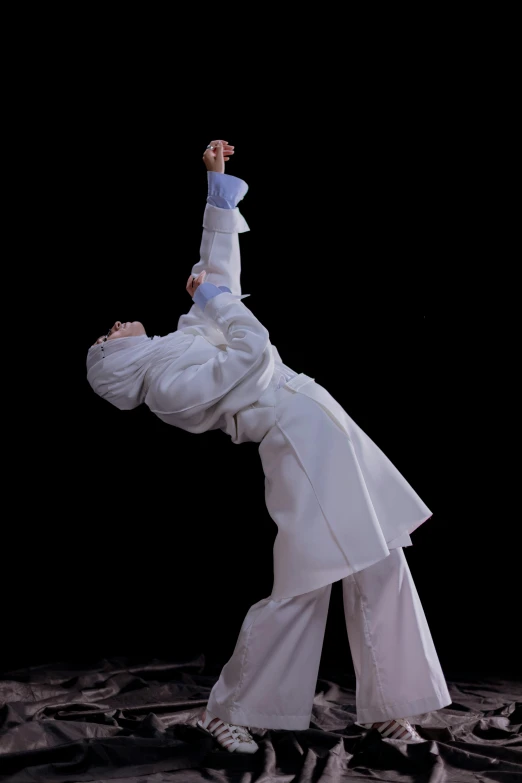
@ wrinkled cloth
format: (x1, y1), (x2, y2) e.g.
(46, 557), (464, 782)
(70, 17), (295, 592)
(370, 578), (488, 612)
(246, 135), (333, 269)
(254, 377), (429, 598)
(145, 291), (275, 437)
(86, 203), (277, 434)
(86, 333), (192, 411)
(86, 198), (433, 600)
(207, 549), (451, 729)
(1, 657), (520, 782)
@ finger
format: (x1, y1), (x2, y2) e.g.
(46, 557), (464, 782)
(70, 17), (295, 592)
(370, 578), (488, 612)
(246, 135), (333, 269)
(215, 142), (224, 167)
(204, 145), (233, 158)
(193, 272), (206, 288)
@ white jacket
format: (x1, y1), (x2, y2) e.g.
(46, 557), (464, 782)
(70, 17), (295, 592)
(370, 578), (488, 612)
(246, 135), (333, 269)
(147, 202), (432, 600)
(145, 203), (288, 442)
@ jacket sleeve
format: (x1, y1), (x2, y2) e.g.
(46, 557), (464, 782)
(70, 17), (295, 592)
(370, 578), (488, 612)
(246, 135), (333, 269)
(150, 292), (274, 422)
(177, 203), (249, 335)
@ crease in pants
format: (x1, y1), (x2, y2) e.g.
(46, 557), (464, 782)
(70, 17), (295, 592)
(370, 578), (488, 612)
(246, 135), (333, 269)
(207, 548), (452, 730)
(207, 588), (332, 731)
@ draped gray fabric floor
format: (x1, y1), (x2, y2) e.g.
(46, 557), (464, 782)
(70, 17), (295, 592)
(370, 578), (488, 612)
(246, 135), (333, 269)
(1, 657), (520, 782)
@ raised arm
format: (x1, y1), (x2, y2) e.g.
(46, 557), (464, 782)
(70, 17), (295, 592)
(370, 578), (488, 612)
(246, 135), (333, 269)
(191, 196), (248, 294)
(177, 141), (249, 335)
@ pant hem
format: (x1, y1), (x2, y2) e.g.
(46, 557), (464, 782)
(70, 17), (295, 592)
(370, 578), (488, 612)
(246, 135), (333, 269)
(356, 689), (452, 724)
(206, 700), (312, 731)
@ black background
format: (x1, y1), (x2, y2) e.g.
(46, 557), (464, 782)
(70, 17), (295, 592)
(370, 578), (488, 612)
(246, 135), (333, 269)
(3, 58), (517, 684)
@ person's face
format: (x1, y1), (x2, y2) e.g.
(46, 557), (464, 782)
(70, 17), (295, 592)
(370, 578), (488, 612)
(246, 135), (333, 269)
(93, 321), (147, 346)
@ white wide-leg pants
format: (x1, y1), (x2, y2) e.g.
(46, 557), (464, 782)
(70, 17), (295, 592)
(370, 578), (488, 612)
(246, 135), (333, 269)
(207, 549), (452, 730)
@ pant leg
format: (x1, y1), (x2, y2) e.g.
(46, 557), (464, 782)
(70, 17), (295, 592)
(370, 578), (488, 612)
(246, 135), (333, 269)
(342, 548), (452, 724)
(207, 584), (332, 730)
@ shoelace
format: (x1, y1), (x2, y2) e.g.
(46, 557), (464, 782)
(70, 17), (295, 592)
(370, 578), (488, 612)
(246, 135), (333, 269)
(228, 724), (254, 742)
(210, 720), (253, 745)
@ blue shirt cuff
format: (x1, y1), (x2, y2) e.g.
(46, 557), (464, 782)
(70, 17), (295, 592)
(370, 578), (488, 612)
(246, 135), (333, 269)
(207, 172), (249, 209)
(193, 282), (230, 310)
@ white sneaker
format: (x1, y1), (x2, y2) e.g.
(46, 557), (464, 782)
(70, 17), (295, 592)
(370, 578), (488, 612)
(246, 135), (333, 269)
(197, 709), (259, 754)
(361, 717), (426, 742)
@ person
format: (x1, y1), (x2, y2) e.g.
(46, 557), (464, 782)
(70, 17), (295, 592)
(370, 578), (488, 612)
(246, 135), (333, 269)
(86, 139), (452, 754)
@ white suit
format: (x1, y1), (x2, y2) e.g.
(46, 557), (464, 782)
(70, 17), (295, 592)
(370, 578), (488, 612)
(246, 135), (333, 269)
(154, 203), (431, 601)
(178, 203), (449, 728)
(89, 201), (451, 728)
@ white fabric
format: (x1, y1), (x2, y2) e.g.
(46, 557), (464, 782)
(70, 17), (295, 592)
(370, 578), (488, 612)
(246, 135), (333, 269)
(86, 332), (192, 410)
(86, 205), (277, 430)
(176, 203), (432, 597)
(87, 201), (433, 600)
(257, 380), (431, 599)
(87, 288), (275, 428)
(145, 291), (275, 436)
(207, 549), (452, 730)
